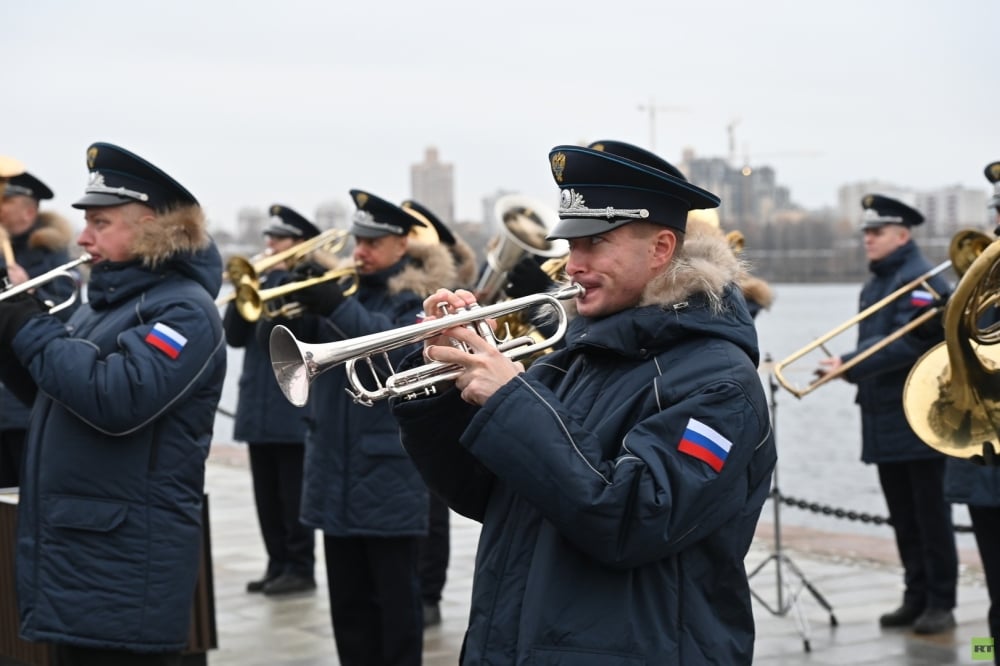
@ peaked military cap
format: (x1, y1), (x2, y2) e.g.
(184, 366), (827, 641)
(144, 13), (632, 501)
(587, 140), (688, 181)
(984, 161), (1000, 211)
(3, 171), (53, 201)
(546, 144), (720, 239)
(860, 193), (924, 229)
(400, 199), (455, 246)
(264, 204), (321, 240)
(72, 142), (198, 212)
(349, 189), (426, 239)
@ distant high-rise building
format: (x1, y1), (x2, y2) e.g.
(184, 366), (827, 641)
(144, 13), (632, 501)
(410, 147), (454, 226)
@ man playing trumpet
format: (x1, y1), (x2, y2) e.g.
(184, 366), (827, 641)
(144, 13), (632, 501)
(391, 143), (776, 664)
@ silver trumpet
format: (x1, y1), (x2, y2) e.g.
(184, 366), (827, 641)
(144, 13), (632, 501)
(0, 253), (92, 314)
(270, 283), (584, 407)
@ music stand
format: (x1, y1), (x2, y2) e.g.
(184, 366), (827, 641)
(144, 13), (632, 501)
(747, 354), (838, 652)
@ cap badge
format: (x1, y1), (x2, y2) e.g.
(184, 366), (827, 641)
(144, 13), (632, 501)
(85, 171), (150, 202)
(270, 205), (282, 216)
(863, 194), (874, 208)
(87, 147), (98, 169)
(558, 188), (649, 221)
(355, 192), (369, 208)
(550, 152), (567, 183)
(990, 164), (1000, 182)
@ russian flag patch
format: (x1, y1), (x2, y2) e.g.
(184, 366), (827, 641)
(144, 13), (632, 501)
(145, 322), (187, 360)
(910, 289), (934, 307)
(678, 418), (733, 473)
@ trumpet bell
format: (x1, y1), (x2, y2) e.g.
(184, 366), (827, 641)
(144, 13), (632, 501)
(270, 325), (314, 407)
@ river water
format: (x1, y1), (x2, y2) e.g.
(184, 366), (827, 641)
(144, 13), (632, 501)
(213, 283), (976, 548)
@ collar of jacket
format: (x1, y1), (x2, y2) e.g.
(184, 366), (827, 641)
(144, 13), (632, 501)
(869, 239), (916, 277)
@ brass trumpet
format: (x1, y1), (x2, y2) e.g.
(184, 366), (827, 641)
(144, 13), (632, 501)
(0, 253), (92, 314)
(217, 228), (350, 306)
(234, 266), (359, 322)
(772, 229), (991, 398)
(270, 283), (584, 407)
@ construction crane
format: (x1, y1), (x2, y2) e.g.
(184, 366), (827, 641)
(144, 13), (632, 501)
(636, 99), (688, 153)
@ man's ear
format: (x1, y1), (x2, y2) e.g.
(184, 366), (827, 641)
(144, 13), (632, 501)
(651, 228), (677, 269)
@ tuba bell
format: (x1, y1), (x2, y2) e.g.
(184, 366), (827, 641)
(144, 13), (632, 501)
(475, 194), (567, 304)
(903, 235), (1000, 459)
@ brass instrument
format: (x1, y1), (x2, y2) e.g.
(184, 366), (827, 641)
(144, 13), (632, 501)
(269, 283), (584, 407)
(0, 253), (92, 314)
(772, 229), (991, 398)
(234, 266), (359, 322)
(217, 228), (350, 306)
(903, 236), (1000, 459)
(476, 194), (567, 304)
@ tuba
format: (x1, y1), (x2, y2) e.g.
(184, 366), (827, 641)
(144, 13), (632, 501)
(475, 194), (567, 305)
(903, 235), (1000, 459)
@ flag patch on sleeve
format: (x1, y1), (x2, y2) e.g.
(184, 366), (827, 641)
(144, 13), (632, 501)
(678, 418), (733, 473)
(910, 289), (934, 307)
(145, 322), (187, 359)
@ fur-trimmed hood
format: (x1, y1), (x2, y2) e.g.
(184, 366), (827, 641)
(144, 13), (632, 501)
(25, 211), (75, 252)
(130, 204), (210, 268)
(388, 241), (458, 298)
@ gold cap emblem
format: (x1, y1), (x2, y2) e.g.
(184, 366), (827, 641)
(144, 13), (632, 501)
(863, 194), (874, 208)
(551, 152), (567, 183)
(355, 192), (369, 208)
(988, 162), (1000, 183)
(87, 147), (98, 169)
(270, 205), (282, 216)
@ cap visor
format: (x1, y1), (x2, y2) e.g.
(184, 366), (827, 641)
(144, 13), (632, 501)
(72, 192), (136, 209)
(547, 217), (633, 240)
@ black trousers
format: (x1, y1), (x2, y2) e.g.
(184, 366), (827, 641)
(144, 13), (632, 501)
(970, 504), (1000, 664)
(878, 459), (958, 610)
(324, 534), (422, 666)
(0, 428), (26, 488)
(418, 492), (450, 605)
(54, 645), (181, 666)
(247, 442), (314, 578)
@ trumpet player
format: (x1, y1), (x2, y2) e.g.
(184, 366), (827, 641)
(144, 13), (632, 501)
(272, 189), (455, 665)
(0, 142), (226, 665)
(817, 194), (958, 634)
(0, 170), (78, 488)
(391, 144), (776, 665)
(224, 204), (319, 596)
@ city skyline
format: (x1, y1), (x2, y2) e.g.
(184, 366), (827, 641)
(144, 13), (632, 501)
(5, 1), (997, 233)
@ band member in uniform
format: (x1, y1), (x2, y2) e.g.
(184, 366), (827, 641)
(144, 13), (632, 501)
(817, 194), (958, 634)
(400, 198), (477, 628)
(391, 144), (776, 664)
(224, 204), (318, 596)
(0, 142), (226, 665)
(0, 171), (78, 487)
(273, 190), (455, 665)
(942, 161), (1000, 660)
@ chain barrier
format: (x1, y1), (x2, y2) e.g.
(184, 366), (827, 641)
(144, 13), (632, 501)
(772, 489), (974, 534)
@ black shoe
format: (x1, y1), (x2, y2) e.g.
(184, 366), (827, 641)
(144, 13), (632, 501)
(423, 602), (441, 628)
(912, 608), (956, 634)
(262, 573), (316, 596)
(246, 573), (278, 594)
(879, 603), (922, 627)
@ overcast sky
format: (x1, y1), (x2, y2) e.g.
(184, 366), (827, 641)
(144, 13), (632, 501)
(6, 0), (997, 233)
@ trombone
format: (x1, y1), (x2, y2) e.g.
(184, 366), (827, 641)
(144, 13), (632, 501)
(217, 228), (350, 306)
(269, 283), (584, 407)
(0, 253), (92, 314)
(234, 266), (359, 322)
(772, 229), (991, 398)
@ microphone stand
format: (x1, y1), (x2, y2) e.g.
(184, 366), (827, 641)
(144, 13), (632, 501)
(747, 354), (838, 652)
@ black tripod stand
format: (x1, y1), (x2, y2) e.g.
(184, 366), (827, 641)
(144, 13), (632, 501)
(747, 355), (838, 652)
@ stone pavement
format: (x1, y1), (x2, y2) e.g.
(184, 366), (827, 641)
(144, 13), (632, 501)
(204, 443), (994, 665)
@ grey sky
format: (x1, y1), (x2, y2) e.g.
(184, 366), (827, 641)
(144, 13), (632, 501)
(6, 0), (997, 233)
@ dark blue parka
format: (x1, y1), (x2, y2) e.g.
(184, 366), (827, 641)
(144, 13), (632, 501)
(287, 253), (450, 537)
(841, 240), (951, 463)
(0, 212), (78, 431)
(223, 270), (308, 444)
(11, 210), (226, 653)
(393, 233), (776, 665)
